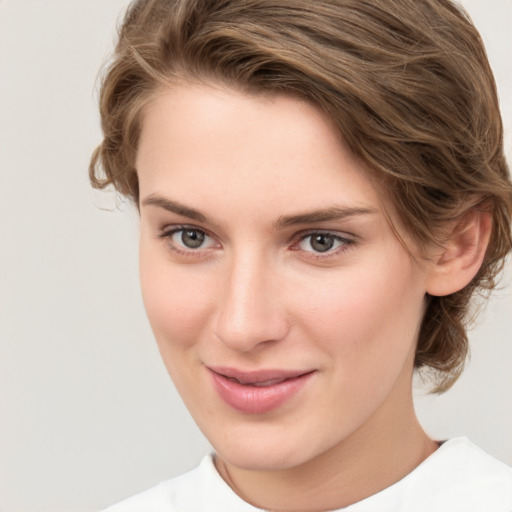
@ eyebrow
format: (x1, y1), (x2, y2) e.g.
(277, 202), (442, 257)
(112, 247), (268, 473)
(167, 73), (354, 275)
(142, 195), (212, 223)
(274, 205), (378, 229)
(142, 194), (377, 228)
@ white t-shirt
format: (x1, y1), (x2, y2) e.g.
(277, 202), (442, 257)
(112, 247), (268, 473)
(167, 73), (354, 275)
(102, 438), (512, 512)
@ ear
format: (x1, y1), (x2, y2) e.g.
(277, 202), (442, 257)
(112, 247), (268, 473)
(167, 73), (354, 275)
(425, 209), (492, 297)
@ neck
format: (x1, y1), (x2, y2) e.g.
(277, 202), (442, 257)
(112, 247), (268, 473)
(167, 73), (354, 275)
(215, 384), (437, 511)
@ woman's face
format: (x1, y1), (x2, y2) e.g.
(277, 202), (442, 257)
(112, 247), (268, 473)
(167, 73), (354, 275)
(137, 83), (430, 471)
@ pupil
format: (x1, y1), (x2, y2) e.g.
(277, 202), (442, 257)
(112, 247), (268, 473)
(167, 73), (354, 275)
(182, 229), (205, 248)
(311, 234), (334, 252)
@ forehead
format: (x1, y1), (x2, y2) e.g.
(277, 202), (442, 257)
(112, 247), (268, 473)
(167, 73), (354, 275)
(137, 83), (343, 165)
(136, 83), (380, 207)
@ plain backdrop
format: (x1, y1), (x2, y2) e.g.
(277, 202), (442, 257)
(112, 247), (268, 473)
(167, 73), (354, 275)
(0, 1), (511, 511)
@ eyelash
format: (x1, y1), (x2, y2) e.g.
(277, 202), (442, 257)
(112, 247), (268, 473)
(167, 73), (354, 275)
(158, 225), (356, 260)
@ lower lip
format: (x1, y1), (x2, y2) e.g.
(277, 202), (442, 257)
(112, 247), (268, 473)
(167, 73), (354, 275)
(209, 370), (314, 415)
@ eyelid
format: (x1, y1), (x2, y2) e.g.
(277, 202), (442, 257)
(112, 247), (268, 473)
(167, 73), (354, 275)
(291, 228), (356, 243)
(159, 223), (213, 237)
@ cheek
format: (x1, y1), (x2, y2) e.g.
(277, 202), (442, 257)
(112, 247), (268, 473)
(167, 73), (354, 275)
(139, 242), (213, 355)
(293, 258), (425, 364)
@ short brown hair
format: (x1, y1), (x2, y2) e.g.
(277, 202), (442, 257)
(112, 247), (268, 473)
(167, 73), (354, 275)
(90, 0), (512, 392)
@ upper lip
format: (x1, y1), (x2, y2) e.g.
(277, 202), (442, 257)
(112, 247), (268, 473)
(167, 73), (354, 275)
(207, 366), (315, 385)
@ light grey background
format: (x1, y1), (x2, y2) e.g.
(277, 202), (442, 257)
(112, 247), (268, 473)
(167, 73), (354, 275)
(0, 1), (510, 511)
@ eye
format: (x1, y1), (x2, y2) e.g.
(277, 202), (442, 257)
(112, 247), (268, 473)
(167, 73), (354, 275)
(160, 226), (218, 253)
(176, 228), (206, 249)
(297, 232), (352, 254)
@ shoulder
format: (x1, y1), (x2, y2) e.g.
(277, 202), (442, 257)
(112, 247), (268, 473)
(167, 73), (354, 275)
(401, 437), (512, 512)
(423, 437), (512, 482)
(344, 438), (512, 512)
(100, 454), (261, 512)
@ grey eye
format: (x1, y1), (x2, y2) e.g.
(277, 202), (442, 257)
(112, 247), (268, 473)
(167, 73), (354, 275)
(163, 226), (218, 254)
(180, 229), (205, 248)
(309, 234), (335, 252)
(298, 232), (350, 254)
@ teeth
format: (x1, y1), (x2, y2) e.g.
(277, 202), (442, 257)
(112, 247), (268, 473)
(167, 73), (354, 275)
(227, 376), (287, 386)
(250, 378), (287, 387)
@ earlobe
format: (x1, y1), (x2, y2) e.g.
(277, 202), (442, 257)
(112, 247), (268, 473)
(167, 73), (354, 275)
(425, 209), (492, 297)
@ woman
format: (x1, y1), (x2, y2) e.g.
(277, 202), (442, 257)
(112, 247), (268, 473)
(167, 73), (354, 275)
(90, 0), (512, 510)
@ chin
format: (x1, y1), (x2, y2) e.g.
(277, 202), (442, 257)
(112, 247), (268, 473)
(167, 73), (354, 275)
(208, 423), (324, 472)
(219, 445), (304, 472)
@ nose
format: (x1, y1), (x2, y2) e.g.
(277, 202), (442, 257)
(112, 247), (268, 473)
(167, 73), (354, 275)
(213, 251), (290, 353)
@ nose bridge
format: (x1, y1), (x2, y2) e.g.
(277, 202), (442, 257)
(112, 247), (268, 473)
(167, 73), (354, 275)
(214, 246), (288, 352)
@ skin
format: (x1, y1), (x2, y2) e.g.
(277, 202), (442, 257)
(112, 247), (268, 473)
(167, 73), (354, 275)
(136, 82), (444, 511)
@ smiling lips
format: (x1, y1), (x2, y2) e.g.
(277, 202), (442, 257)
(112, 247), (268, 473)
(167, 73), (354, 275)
(208, 367), (315, 414)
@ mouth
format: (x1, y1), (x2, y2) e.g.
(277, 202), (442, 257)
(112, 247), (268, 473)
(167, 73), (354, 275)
(228, 377), (289, 387)
(207, 366), (316, 414)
